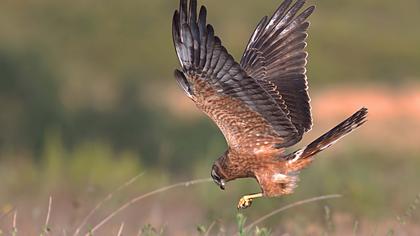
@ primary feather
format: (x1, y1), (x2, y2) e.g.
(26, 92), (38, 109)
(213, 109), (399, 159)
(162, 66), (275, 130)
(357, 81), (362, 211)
(172, 0), (368, 208)
(172, 0), (304, 149)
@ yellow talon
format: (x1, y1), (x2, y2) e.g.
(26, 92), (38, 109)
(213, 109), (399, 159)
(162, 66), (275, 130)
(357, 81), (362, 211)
(237, 196), (253, 209)
(237, 193), (263, 209)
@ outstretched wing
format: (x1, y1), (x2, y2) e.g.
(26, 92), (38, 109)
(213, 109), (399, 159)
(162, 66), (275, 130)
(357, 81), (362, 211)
(241, 0), (315, 146)
(173, 0), (300, 150)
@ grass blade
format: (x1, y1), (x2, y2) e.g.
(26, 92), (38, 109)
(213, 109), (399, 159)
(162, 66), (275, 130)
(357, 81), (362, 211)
(73, 172), (144, 236)
(116, 222), (124, 236)
(40, 196), (52, 236)
(242, 194), (342, 234)
(87, 178), (212, 235)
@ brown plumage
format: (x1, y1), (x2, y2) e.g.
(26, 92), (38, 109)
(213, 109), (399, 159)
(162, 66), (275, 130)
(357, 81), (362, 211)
(172, 0), (368, 209)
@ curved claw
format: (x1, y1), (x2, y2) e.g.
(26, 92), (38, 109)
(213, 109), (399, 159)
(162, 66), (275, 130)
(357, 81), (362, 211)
(237, 196), (253, 209)
(237, 193), (264, 209)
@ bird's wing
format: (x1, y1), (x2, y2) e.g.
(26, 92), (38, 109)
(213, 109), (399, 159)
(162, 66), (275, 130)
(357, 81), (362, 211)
(240, 0), (315, 146)
(173, 0), (300, 150)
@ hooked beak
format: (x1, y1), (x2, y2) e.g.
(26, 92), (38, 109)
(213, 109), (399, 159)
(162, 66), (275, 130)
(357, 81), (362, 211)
(219, 180), (225, 190)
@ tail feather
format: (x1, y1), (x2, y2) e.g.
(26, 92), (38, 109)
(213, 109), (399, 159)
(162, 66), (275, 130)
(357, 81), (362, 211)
(285, 107), (368, 168)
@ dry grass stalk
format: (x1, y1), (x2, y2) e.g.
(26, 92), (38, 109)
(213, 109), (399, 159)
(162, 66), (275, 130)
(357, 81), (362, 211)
(242, 194), (342, 234)
(12, 211), (17, 236)
(73, 172), (144, 236)
(0, 207), (15, 222)
(204, 221), (216, 236)
(87, 178), (212, 235)
(116, 222), (124, 236)
(40, 196), (53, 236)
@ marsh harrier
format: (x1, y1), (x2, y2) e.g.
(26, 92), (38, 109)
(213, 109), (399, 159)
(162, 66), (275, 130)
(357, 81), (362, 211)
(172, 0), (368, 209)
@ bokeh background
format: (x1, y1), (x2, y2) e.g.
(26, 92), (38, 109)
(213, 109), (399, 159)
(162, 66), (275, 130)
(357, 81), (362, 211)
(1, 0), (419, 235)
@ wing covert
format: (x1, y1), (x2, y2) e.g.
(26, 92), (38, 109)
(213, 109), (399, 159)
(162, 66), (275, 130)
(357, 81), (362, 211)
(173, 0), (300, 149)
(241, 0), (315, 145)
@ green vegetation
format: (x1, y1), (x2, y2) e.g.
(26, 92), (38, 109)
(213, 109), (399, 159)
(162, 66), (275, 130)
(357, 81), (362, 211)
(0, 0), (419, 234)
(1, 0), (420, 168)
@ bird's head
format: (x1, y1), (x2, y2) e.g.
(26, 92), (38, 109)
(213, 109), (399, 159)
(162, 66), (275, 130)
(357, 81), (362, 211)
(211, 163), (226, 190)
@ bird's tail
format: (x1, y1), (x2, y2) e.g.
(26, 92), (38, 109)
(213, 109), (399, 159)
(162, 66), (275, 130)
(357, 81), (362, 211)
(284, 107), (368, 171)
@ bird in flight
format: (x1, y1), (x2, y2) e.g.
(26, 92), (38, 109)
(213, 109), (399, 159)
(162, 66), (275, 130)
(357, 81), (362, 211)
(172, 0), (368, 209)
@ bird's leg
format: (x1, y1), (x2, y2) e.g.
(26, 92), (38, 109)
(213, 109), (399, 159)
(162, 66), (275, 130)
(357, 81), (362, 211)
(237, 193), (263, 209)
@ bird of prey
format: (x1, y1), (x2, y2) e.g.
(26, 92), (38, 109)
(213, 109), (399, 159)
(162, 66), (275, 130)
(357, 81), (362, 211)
(172, 0), (368, 209)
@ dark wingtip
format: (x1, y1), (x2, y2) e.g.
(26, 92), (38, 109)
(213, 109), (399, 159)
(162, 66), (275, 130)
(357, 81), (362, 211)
(291, 0), (307, 12)
(199, 5), (207, 22)
(179, 0), (188, 24)
(172, 10), (179, 26)
(174, 69), (183, 77)
(352, 107), (369, 127)
(275, 0), (293, 14)
(199, 5), (207, 14)
(172, 10), (181, 44)
(358, 107), (369, 117)
(189, 0), (197, 23)
(306, 5), (316, 15)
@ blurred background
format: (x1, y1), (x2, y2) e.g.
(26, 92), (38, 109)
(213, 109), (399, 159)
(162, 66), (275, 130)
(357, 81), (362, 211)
(0, 0), (419, 235)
